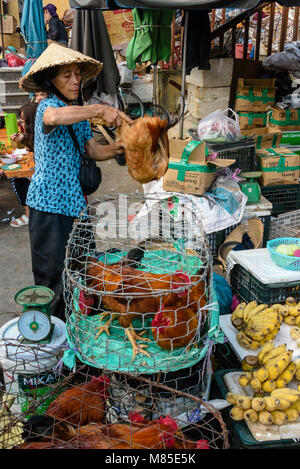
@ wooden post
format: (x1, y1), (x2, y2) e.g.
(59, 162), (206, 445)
(267, 2), (275, 56)
(279, 7), (289, 52)
(243, 17), (249, 59)
(292, 7), (299, 42)
(255, 8), (262, 61)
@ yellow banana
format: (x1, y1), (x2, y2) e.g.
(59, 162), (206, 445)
(258, 340), (274, 363)
(241, 355), (259, 371)
(230, 406), (245, 421)
(283, 408), (299, 422)
(236, 396), (252, 410)
(278, 305), (290, 317)
(242, 301), (258, 322)
(226, 392), (244, 405)
(290, 327), (300, 347)
(252, 367), (268, 383)
(250, 377), (262, 392)
(260, 344), (287, 365)
(231, 302), (247, 323)
(271, 387), (300, 396)
(295, 368), (300, 381)
(286, 297), (297, 306)
(264, 396), (279, 412)
(244, 409), (258, 423)
(290, 399), (300, 412)
(262, 379), (277, 393)
(265, 350), (293, 380)
(295, 316), (300, 326)
(238, 372), (253, 387)
(251, 397), (265, 412)
(244, 304), (269, 321)
(236, 331), (260, 350)
(271, 410), (288, 426)
(258, 410), (273, 425)
(271, 392), (300, 404)
(275, 397), (293, 410)
(284, 316), (296, 325)
(287, 306), (300, 317)
(275, 362), (296, 388)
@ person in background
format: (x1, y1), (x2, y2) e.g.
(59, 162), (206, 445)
(9, 102), (39, 227)
(43, 3), (68, 47)
(35, 91), (49, 103)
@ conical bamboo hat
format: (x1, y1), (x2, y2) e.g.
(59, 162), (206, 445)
(19, 43), (103, 92)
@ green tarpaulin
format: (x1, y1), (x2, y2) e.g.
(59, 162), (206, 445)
(126, 9), (174, 70)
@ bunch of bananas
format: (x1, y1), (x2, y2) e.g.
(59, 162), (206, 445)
(231, 301), (283, 350)
(237, 341), (298, 394)
(281, 297), (300, 326)
(227, 390), (300, 425)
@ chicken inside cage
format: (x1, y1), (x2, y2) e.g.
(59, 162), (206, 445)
(1, 366), (229, 450)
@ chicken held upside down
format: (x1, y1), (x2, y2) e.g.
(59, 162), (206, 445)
(116, 116), (170, 184)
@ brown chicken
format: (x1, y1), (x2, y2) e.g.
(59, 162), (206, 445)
(85, 257), (193, 360)
(128, 412), (210, 449)
(151, 276), (208, 351)
(116, 116), (170, 184)
(46, 376), (110, 426)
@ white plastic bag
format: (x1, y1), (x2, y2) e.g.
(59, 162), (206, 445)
(197, 108), (242, 143)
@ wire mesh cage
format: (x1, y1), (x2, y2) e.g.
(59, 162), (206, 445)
(0, 353), (229, 450)
(63, 194), (218, 380)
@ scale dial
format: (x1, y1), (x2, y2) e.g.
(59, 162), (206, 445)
(18, 309), (52, 342)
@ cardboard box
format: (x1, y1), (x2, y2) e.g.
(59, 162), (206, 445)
(235, 78), (277, 112)
(103, 9), (134, 47)
(256, 147), (300, 186)
(241, 127), (281, 149)
(0, 33), (21, 50)
(268, 105), (300, 131)
(2, 15), (18, 34)
(238, 112), (267, 130)
(163, 139), (236, 196)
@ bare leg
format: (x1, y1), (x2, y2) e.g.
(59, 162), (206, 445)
(125, 327), (151, 363)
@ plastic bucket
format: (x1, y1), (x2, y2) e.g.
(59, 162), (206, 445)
(4, 113), (18, 143)
(0, 316), (67, 415)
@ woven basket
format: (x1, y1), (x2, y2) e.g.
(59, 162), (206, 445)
(217, 218), (264, 269)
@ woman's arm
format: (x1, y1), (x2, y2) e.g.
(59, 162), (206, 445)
(44, 104), (131, 127)
(85, 137), (124, 162)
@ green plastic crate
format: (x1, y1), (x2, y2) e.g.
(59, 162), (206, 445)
(214, 369), (300, 449)
(261, 184), (300, 216)
(230, 263), (300, 303)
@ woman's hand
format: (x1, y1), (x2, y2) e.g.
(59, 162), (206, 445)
(94, 105), (132, 127)
(10, 132), (25, 143)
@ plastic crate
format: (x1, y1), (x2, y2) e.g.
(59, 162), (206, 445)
(214, 369), (300, 449)
(230, 263), (300, 303)
(188, 130), (256, 172)
(261, 184), (300, 216)
(269, 209), (300, 239)
(267, 237), (300, 271)
(206, 214), (271, 256)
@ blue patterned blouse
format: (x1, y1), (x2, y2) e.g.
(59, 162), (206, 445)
(26, 94), (93, 217)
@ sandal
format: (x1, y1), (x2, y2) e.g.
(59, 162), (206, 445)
(10, 215), (29, 228)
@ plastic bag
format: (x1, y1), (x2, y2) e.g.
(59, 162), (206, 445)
(6, 54), (26, 68)
(197, 108), (242, 143)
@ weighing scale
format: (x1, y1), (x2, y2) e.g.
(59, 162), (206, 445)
(238, 171), (262, 204)
(15, 286), (55, 344)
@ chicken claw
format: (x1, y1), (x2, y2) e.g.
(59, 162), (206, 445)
(125, 328), (151, 363)
(95, 313), (117, 339)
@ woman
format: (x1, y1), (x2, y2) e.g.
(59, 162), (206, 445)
(44, 3), (68, 47)
(9, 102), (39, 228)
(19, 43), (130, 320)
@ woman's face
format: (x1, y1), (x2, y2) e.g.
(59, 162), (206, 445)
(50, 64), (81, 102)
(19, 111), (25, 133)
(35, 91), (48, 103)
(44, 9), (51, 23)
